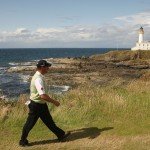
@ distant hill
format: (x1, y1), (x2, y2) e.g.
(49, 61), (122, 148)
(91, 50), (150, 62)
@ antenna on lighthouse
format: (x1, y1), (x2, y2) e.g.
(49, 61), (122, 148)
(116, 37), (118, 50)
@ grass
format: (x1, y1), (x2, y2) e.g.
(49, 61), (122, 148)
(0, 78), (150, 149)
(91, 50), (150, 62)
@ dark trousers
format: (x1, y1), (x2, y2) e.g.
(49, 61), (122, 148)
(20, 100), (65, 141)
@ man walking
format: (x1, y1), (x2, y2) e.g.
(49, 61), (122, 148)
(19, 60), (70, 147)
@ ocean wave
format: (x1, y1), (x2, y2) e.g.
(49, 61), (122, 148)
(8, 62), (20, 66)
(0, 73), (16, 84)
(0, 67), (6, 70)
(0, 67), (8, 75)
(18, 74), (31, 83)
(0, 84), (29, 99)
(49, 85), (70, 94)
(8, 61), (35, 66)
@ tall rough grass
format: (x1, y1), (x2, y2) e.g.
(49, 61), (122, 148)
(51, 79), (149, 135)
(0, 78), (149, 150)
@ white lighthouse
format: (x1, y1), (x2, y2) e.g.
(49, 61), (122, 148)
(131, 27), (150, 50)
(138, 27), (144, 43)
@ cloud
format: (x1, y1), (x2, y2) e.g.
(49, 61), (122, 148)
(115, 11), (150, 26)
(0, 11), (150, 48)
(114, 11), (150, 43)
(15, 28), (29, 34)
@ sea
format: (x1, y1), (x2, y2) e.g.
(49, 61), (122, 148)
(0, 48), (127, 100)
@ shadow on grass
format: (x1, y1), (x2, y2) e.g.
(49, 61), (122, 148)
(68, 127), (114, 141)
(29, 127), (113, 146)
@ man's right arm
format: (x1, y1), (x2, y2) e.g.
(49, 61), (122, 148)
(40, 94), (60, 106)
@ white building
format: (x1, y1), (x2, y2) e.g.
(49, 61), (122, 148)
(131, 27), (150, 50)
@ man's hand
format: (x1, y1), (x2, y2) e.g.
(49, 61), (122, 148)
(53, 100), (60, 107)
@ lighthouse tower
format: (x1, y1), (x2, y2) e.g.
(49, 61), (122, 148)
(138, 27), (144, 43)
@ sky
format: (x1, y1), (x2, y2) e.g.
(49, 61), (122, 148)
(0, 0), (150, 48)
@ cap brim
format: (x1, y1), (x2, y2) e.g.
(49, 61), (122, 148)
(46, 63), (52, 67)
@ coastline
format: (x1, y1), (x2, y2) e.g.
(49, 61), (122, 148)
(1, 50), (150, 100)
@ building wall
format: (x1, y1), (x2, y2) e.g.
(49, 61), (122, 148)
(132, 42), (150, 50)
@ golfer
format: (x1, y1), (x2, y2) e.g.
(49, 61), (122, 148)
(19, 60), (70, 146)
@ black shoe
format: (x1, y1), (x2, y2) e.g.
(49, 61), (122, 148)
(19, 139), (29, 147)
(58, 132), (71, 142)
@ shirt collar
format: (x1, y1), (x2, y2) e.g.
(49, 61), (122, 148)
(36, 71), (44, 78)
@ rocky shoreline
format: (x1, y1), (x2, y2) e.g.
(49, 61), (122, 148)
(5, 50), (150, 90)
(1, 50), (150, 102)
